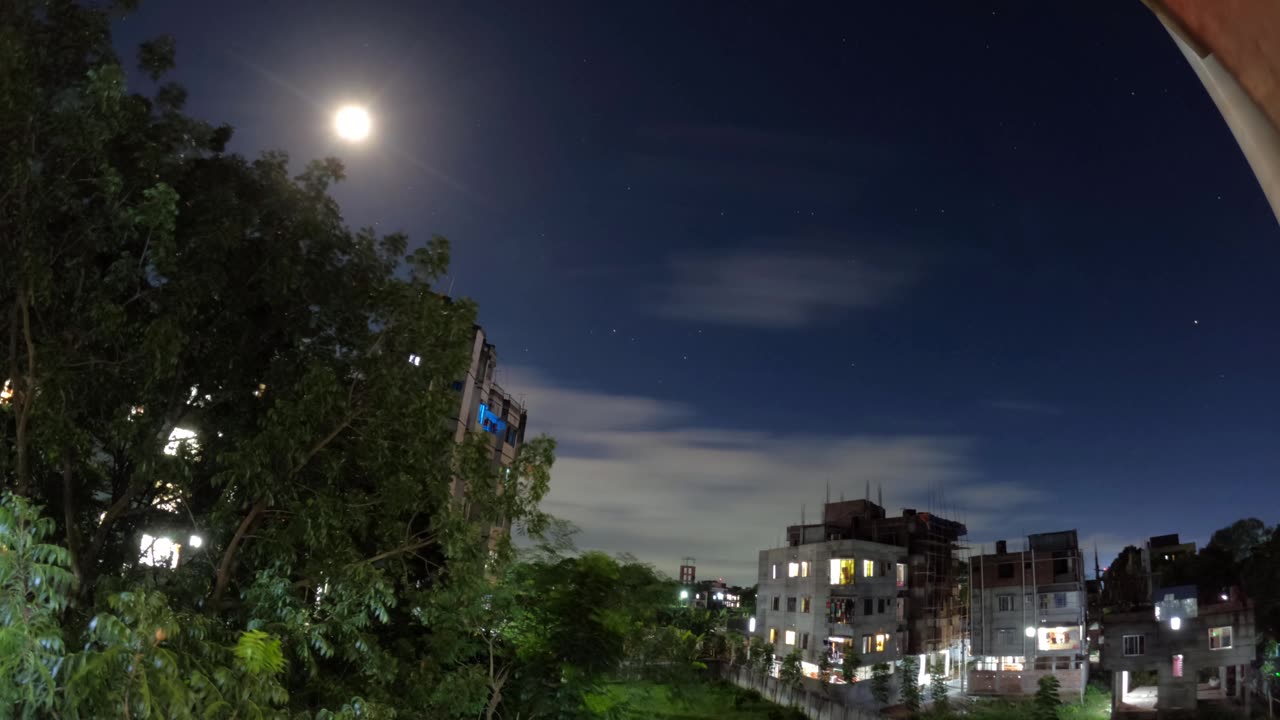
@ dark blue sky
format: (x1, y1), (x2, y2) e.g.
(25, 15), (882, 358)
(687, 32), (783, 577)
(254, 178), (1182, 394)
(115, 1), (1280, 583)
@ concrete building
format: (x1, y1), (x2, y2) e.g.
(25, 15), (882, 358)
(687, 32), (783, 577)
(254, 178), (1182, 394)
(968, 531), (1088, 696)
(752, 499), (966, 685)
(1102, 585), (1256, 717)
(757, 537), (908, 681)
(449, 325), (527, 500)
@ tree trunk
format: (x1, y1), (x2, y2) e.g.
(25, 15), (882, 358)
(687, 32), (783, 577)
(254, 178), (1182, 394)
(211, 498), (267, 606)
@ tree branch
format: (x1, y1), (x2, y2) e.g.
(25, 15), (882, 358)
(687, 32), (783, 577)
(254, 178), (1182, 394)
(211, 497), (267, 606)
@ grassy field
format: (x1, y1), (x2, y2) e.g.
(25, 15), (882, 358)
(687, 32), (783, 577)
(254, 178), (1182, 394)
(598, 680), (801, 719)
(949, 685), (1112, 720)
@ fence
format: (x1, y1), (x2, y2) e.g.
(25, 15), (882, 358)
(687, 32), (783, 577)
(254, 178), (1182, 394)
(718, 664), (884, 720)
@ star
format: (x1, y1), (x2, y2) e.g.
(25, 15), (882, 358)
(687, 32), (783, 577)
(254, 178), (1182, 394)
(1193, 320), (1199, 325)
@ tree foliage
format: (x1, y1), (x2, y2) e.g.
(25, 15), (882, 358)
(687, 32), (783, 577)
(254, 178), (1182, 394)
(1033, 674), (1061, 720)
(900, 655), (922, 713)
(870, 662), (893, 705)
(929, 657), (949, 712)
(0, 1), (562, 717)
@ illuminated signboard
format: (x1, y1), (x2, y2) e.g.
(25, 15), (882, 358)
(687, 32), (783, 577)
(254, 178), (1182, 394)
(1037, 627), (1081, 652)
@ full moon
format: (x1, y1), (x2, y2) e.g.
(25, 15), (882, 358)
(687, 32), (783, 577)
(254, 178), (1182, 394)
(333, 105), (372, 142)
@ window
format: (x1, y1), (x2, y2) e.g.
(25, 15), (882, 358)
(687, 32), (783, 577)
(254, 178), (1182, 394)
(772, 564), (778, 579)
(831, 558), (857, 585)
(800, 596), (811, 613)
(1054, 592), (1067, 609)
(996, 628), (1016, 645)
(880, 562), (888, 577)
(1039, 594), (1050, 610)
(997, 563), (1014, 578)
(896, 562), (907, 588)
(864, 598), (873, 616)
(878, 598), (886, 614)
(1172, 654), (1184, 678)
(801, 632), (810, 650)
(998, 594), (1015, 612)
(788, 562), (800, 578)
(505, 426), (517, 445)
(1209, 626), (1233, 650)
(800, 561), (810, 577)
(787, 597), (797, 612)
(874, 633), (889, 652)
(1123, 634), (1146, 656)
(772, 596), (780, 611)
(769, 628), (778, 644)
(863, 559), (876, 577)
(1054, 557), (1070, 575)
(895, 597), (905, 621)
(861, 634), (873, 653)
(784, 630), (796, 646)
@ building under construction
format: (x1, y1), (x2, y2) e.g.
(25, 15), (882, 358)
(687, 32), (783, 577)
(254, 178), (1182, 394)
(785, 499), (969, 656)
(752, 496), (967, 685)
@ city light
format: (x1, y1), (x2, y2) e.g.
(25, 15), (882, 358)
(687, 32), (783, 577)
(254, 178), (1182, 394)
(188, 534), (204, 549)
(1025, 626), (1036, 638)
(749, 616), (756, 633)
(1170, 616), (1182, 630)
(679, 589), (688, 600)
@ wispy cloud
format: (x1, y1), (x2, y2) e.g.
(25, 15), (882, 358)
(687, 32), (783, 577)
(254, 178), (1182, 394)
(988, 400), (1064, 416)
(659, 248), (915, 329)
(507, 368), (1044, 584)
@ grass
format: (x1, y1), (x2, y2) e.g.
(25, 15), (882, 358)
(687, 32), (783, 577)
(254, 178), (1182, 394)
(598, 680), (802, 719)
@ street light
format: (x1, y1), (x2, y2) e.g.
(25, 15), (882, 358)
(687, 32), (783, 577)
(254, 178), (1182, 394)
(1170, 617), (1182, 630)
(1025, 626), (1036, 638)
(679, 589), (689, 600)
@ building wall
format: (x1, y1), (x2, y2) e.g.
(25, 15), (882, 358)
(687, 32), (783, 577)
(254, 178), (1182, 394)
(756, 540), (908, 668)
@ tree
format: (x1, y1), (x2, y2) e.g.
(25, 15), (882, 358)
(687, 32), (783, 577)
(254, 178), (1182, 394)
(779, 650), (804, 706)
(817, 653), (833, 695)
(1034, 674), (1062, 720)
(1, 2), (557, 717)
(929, 657), (949, 713)
(842, 652), (861, 684)
(900, 655), (922, 713)
(871, 662), (893, 705)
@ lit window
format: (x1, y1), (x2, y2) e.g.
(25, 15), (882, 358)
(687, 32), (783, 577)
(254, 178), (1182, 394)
(139, 533), (180, 569)
(785, 630), (796, 646)
(896, 562), (906, 588)
(1123, 634), (1145, 656)
(1209, 626), (1232, 650)
(875, 633), (889, 652)
(800, 596), (811, 613)
(772, 564), (778, 579)
(769, 628), (777, 644)
(164, 427), (199, 456)
(863, 559), (875, 578)
(830, 558), (857, 585)
(408, 353), (422, 366)
(788, 562), (800, 578)
(800, 561), (810, 577)
(1172, 654), (1183, 678)
(861, 634), (872, 653)
(749, 617), (757, 633)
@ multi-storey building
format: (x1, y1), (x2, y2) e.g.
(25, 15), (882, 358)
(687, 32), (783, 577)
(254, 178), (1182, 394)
(450, 326), (527, 499)
(1102, 585), (1256, 717)
(968, 530), (1088, 696)
(753, 499), (966, 683)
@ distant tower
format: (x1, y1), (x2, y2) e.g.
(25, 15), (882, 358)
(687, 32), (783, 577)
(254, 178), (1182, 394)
(679, 557), (696, 584)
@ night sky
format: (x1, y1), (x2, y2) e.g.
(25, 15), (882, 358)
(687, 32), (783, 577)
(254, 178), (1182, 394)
(114, 2), (1280, 584)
